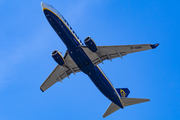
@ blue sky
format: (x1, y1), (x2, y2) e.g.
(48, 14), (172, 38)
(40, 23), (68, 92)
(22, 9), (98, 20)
(0, 0), (180, 119)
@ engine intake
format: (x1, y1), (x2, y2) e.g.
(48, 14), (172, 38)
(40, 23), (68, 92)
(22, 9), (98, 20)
(84, 36), (98, 52)
(52, 50), (65, 66)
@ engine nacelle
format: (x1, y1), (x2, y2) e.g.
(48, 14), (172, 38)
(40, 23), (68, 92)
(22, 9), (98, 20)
(84, 36), (98, 52)
(52, 50), (65, 66)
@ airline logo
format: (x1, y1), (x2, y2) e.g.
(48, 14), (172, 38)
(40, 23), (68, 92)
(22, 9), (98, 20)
(120, 89), (126, 97)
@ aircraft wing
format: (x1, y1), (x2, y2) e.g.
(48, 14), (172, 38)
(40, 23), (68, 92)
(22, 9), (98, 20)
(81, 43), (159, 65)
(40, 51), (80, 92)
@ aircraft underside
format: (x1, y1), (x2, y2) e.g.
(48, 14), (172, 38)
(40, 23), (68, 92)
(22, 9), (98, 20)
(44, 7), (124, 108)
(40, 2), (158, 118)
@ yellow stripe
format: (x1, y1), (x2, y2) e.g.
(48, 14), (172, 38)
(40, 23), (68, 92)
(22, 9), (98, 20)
(96, 65), (124, 108)
(43, 8), (81, 45)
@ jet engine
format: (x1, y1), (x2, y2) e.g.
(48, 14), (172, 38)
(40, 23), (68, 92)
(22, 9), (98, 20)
(84, 36), (98, 52)
(52, 50), (65, 66)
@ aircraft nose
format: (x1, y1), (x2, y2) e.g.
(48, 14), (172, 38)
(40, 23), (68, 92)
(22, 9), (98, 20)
(41, 2), (48, 10)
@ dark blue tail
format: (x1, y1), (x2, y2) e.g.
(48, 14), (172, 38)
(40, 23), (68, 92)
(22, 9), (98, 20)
(116, 88), (130, 98)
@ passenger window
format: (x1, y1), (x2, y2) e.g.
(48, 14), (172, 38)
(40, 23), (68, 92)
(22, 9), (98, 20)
(67, 22), (69, 26)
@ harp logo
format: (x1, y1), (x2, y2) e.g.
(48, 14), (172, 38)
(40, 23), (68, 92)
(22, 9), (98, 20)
(120, 89), (126, 97)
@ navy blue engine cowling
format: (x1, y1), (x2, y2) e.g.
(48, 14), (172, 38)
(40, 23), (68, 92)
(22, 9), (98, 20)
(52, 50), (65, 66)
(84, 36), (98, 52)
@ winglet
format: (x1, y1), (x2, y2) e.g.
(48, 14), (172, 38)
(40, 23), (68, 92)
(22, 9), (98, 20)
(150, 43), (159, 49)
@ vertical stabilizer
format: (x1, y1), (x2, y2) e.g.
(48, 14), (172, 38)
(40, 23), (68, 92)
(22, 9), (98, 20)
(116, 88), (130, 97)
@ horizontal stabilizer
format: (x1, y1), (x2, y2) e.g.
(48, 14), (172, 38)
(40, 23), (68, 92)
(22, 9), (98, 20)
(103, 102), (120, 118)
(121, 98), (150, 107)
(103, 98), (150, 118)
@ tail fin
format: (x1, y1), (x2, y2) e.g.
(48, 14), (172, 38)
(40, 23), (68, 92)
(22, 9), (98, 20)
(103, 98), (150, 118)
(116, 88), (130, 97)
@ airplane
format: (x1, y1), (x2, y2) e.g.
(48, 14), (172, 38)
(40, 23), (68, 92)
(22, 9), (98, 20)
(40, 2), (159, 118)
